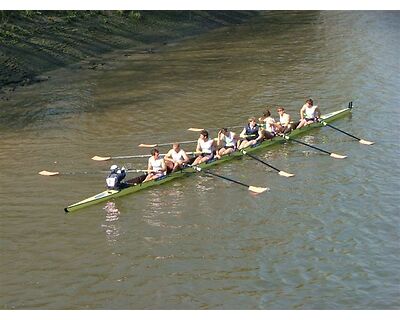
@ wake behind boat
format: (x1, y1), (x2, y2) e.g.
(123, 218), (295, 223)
(64, 104), (353, 213)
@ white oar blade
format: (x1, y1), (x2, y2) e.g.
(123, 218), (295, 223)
(330, 153), (347, 159)
(248, 186), (270, 193)
(359, 139), (374, 145)
(188, 128), (204, 132)
(278, 171), (295, 178)
(91, 156), (111, 161)
(38, 170), (60, 176)
(138, 143), (157, 148)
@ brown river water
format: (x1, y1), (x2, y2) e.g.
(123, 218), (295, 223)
(0, 11), (399, 309)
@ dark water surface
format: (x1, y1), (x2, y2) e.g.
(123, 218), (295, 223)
(0, 11), (399, 309)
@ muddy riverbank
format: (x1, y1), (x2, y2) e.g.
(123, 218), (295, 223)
(0, 11), (259, 95)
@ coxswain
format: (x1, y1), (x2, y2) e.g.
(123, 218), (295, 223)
(296, 98), (321, 129)
(106, 164), (127, 190)
(164, 143), (190, 172)
(216, 128), (237, 159)
(143, 148), (167, 182)
(238, 117), (263, 150)
(192, 129), (216, 165)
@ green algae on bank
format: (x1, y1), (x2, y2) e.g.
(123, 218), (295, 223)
(0, 11), (259, 92)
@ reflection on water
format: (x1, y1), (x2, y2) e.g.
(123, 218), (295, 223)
(101, 201), (121, 242)
(303, 135), (317, 145)
(142, 183), (188, 228)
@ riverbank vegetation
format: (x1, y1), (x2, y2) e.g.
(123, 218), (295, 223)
(0, 11), (259, 90)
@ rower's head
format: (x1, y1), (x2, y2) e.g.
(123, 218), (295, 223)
(306, 98), (313, 106)
(151, 148), (160, 157)
(110, 164), (118, 173)
(200, 129), (209, 139)
(248, 117), (257, 125)
(263, 110), (271, 117)
(219, 128), (228, 135)
(277, 107), (285, 114)
(172, 143), (180, 151)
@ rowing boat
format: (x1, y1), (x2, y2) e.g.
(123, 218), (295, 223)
(64, 105), (352, 213)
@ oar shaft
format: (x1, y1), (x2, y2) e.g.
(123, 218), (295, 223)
(140, 140), (198, 147)
(242, 151), (280, 172)
(39, 169), (149, 176)
(158, 140), (197, 146)
(287, 137), (330, 155)
(203, 170), (249, 188)
(324, 123), (361, 141)
(113, 154), (166, 159)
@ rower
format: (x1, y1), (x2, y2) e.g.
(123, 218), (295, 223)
(275, 106), (293, 134)
(258, 110), (277, 139)
(216, 128), (238, 159)
(192, 129), (216, 165)
(238, 117), (263, 150)
(164, 143), (190, 172)
(106, 164), (127, 190)
(296, 98), (321, 129)
(143, 148), (167, 182)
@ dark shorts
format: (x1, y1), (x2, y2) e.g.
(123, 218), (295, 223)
(219, 145), (236, 151)
(305, 117), (317, 122)
(201, 152), (214, 160)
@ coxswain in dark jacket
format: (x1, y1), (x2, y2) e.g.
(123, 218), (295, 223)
(106, 165), (127, 190)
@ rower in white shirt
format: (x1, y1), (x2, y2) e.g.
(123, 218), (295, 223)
(143, 148), (167, 182)
(296, 98), (321, 129)
(164, 143), (190, 172)
(192, 129), (216, 165)
(216, 127), (238, 159)
(259, 110), (277, 139)
(275, 106), (293, 134)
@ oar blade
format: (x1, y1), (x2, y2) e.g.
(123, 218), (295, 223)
(330, 153), (347, 159)
(138, 143), (157, 148)
(248, 186), (270, 193)
(38, 170), (60, 176)
(188, 128), (204, 132)
(91, 156), (111, 161)
(278, 171), (295, 178)
(359, 139), (374, 145)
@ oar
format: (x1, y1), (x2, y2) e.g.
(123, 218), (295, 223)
(188, 127), (206, 132)
(192, 166), (269, 194)
(92, 152), (170, 161)
(320, 121), (374, 145)
(188, 125), (255, 132)
(241, 150), (295, 177)
(38, 169), (151, 176)
(92, 154), (166, 161)
(138, 140), (197, 148)
(92, 151), (201, 161)
(283, 135), (347, 159)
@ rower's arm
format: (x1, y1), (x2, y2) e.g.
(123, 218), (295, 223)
(299, 105), (306, 119)
(160, 159), (167, 172)
(286, 114), (291, 125)
(256, 128), (264, 141)
(147, 159), (152, 172)
(231, 132), (238, 143)
(195, 139), (201, 153)
(239, 128), (246, 139)
(217, 132), (222, 146)
(164, 150), (173, 162)
(182, 150), (190, 163)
